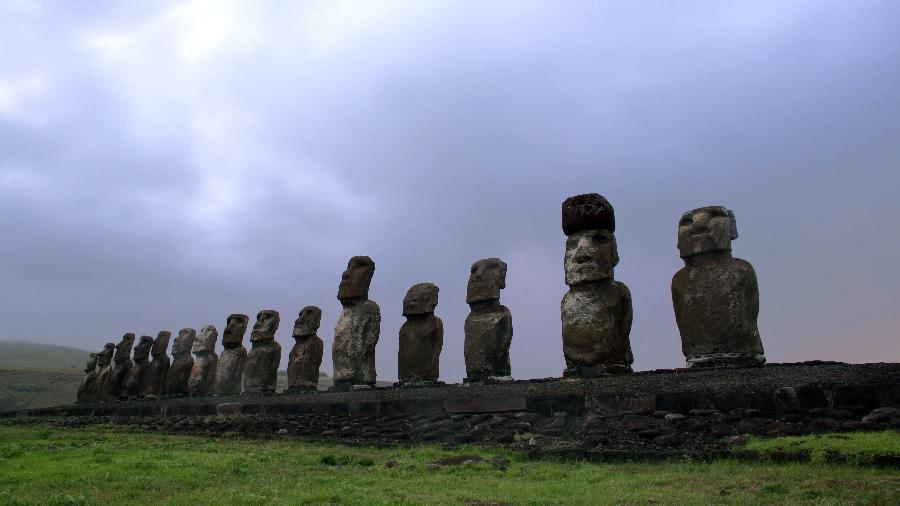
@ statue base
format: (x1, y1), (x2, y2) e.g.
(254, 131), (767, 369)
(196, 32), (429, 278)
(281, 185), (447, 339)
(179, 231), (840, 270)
(686, 353), (766, 368)
(463, 375), (513, 384)
(394, 379), (445, 388)
(330, 381), (375, 392)
(563, 363), (633, 378)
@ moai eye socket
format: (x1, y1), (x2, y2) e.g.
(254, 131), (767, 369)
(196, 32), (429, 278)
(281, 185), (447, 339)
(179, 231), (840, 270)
(679, 216), (693, 227)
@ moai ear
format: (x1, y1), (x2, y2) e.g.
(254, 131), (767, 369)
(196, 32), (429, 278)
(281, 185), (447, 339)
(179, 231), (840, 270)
(727, 210), (738, 240)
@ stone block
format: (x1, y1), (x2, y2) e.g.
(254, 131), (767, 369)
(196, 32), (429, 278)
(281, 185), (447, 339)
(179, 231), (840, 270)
(382, 399), (444, 417)
(349, 400), (381, 417)
(655, 392), (715, 413)
(832, 385), (879, 410)
(794, 385), (830, 409)
(527, 395), (585, 416)
(585, 393), (655, 414)
(444, 396), (526, 414)
(875, 383), (900, 407)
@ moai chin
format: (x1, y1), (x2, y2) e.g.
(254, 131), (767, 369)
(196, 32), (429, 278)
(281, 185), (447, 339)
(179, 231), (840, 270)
(332, 256), (381, 391)
(76, 353), (99, 403)
(464, 258), (513, 382)
(397, 283), (443, 386)
(188, 324), (219, 396)
(125, 335), (154, 398)
(106, 333), (136, 400)
(94, 343), (115, 402)
(287, 306), (324, 393)
(141, 331), (171, 398)
(243, 310), (281, 395)
(215, 314), (249, 396)
(560, 193), (634, 377)
(672, 206), (765, 367)
(164, 328), (196, 396)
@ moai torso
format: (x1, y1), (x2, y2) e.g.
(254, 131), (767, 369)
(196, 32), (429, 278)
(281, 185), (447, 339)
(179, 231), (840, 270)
(463, 258), (513, 382)
(243, 310), (281, 394)
(141, 331), (171, 397)
(672, 206), (764, 367)
(332, 256), (380, 390)
(125, 335), (154, 398)
(398, 283), (443, 384)
(94, 343), (115, 402)
(559, 194), (633, 376)
(188, 325), (218, 396)
(287, 306), (324, 392)
(215, 314), (248, 396)
(164, 328), (196, 396)
(106, 333), (135, 400)
(76, 353), (99, 403)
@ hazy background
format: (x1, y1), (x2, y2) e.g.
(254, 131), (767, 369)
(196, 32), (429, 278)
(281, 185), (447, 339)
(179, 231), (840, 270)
(1, 0), (898, 381)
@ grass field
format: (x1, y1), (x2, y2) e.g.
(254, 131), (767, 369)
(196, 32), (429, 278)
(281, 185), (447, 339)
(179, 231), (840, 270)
(0, 425), (897, 505)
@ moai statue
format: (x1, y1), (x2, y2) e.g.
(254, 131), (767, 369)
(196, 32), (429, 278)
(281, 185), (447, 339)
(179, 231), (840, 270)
(188, 325), (219, 396)
(464, 258), (513, 382)
(215, 314), (249, 396)
(164, 328), (196, 396)
(125, 335), (154, 398)
(243, 310), (281, 395)
(105, 333), (135, 400)
(672, 206), (765, 367)
(332, 256), (381, 391)
(76, 353), (99, 403)
(141, 331), (171, 397)
(397, 283), (443, 386)
(94, 343), (115, 402)
(560, 194), (633, 377)
(287, 306), (324, 392)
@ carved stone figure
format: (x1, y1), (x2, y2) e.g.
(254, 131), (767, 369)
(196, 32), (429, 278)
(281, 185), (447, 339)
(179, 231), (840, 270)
(125, 335), (153, 397)
(243, 310), (281, 394)
(164, 328), (196, 396)
(398, 283), (443, 385)
(560, 194), (633, 377)
(464, 258), (513, 382)
(105, 333), (135, 400)
(332, 256), (381, 391)
(287, 306), (324, 392)
(141, 331), (171, 397)
(215, 314), (249, 396)
(94, 343), (115, 402)
(76, 353), (99, 403)
(188, 325), (219, 396)
(672, 206), (765, 367)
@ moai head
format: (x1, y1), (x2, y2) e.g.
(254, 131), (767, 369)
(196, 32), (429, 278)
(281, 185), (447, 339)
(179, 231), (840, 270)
(564, 229), (618, 285)
(152, 331), (171, 357)
(113, 333), (136, 362)
(172, 328), (197, 357)
(403, 283), (439, 316)
(293, 306), (322, 338)
(133, 335), (154, 362)
(250, 310), (280, 343)
(466, 258), (507, 304)
(84, 353), (98, 372)
(222, 314), (249, 349)
(677, 206), (738, 259)
(337, 256), (375, 302)
(97, 343), (115, 366)
(192, 324), (218, 354)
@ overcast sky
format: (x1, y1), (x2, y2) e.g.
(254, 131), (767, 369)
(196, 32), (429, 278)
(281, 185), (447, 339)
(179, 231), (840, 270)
(1, 0), (898, 381)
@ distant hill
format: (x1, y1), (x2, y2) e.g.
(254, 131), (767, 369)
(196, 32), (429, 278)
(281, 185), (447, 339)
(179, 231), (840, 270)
(0, 340), (91, 370)
(0, 341), (92, 413)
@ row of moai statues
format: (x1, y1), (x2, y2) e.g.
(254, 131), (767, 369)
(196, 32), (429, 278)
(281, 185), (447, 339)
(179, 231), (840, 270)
(77, 193), (764, 402)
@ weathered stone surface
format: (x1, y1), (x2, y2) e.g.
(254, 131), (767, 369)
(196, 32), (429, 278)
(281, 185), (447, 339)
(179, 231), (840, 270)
(216, 314), (248, 396)
(164, 328), (196, 396)
(333, 256), (380, 390)
(287, 306), (324, 392)
(141, 331), (171, 398)
(76, 353), (99, 403)
(243, 310), (281, 395)
(105, 333), (135, 400)
(125, 335), (153, 398)
(93, 343), (115, 401)
(672, 206), (764, 367)
(444, 396), (526, 413)
(398, 283), (443, 383)
(188, 325), (218, 396)
(464, 258), (512, 381)
(561, 195), (633, 376)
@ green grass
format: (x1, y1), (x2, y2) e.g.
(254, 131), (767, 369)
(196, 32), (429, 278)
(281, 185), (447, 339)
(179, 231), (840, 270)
(743, 431), (900, 465)
(0, 425), (897, 506)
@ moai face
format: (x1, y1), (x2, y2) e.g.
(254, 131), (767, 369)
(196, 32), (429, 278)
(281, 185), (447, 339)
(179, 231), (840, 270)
(403, 283), (439, 316)
(84, 353), (98, 372)
(293, 306), (322, 338)
(193, 324), (218, 353)
(677, 206), (738, 258)
(113, 333), (135, 362)
(173, 328), (197, 356)
(337, 256), (375, 301)
(133, 335), (154, 361)
(250, 310), (280, 343)
(152, 331), (171, 357)
(466, 258), (507, 304)
(97, 343), (115, 366)
(564, 229), (619, 285)
(222, 314), (249, 348)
